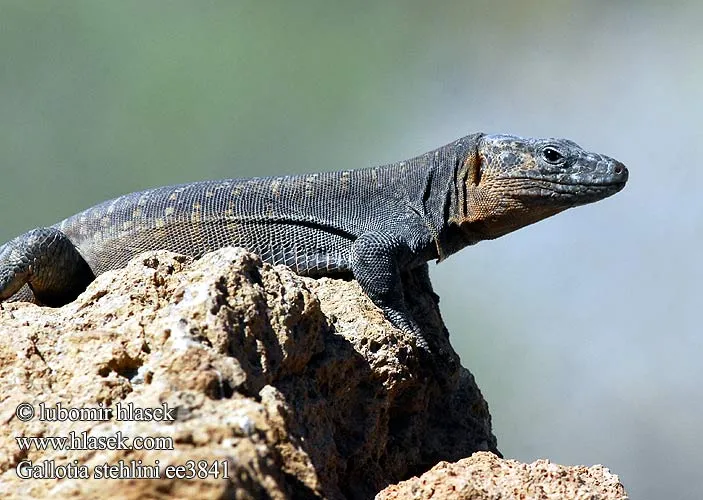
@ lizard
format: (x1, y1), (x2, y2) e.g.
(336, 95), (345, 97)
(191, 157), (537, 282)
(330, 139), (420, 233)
(0, 133), (628, 351)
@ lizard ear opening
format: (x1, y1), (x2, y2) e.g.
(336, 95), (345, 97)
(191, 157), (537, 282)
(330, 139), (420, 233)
(466, 154), (482, 186)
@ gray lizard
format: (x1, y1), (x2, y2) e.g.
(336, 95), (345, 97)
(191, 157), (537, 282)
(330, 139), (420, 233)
(0, 133), (628, 350)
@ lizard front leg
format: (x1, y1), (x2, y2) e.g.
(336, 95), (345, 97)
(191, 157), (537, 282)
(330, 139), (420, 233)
(350, 230), (432, 353)
(0, 227), (95, 306)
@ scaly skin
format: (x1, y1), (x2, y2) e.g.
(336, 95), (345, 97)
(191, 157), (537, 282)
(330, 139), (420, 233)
(0, 133), (628, 351)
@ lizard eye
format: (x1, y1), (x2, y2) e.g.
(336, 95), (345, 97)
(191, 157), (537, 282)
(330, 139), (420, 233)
(542, 147), (565, 164)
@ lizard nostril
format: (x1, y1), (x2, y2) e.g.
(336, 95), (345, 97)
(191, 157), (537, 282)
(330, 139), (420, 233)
(611, 161), (628, 182)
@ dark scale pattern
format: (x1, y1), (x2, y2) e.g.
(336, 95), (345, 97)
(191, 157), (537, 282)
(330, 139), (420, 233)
(56, 169), (419, 277)
(0, 132), (628, 353)
(0, 227), (94, 306)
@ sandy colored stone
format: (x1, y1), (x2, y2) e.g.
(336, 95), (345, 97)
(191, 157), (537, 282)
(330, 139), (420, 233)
(0, 248), (497, 499)
(376, 452), (628, 500)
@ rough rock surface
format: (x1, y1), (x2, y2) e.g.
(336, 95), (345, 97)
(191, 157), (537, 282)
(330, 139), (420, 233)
(0, 247), (500, 499)
(376, 452), (628, 500)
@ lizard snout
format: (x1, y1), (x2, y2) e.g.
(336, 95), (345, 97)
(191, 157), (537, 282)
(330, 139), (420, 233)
(610, 160), (628, 184)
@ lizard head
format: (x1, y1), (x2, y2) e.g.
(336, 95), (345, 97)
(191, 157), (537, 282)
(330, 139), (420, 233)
(454, 134), (628, 241)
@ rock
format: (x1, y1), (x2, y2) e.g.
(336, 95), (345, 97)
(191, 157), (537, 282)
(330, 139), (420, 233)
(0, 248), (499, 499)
(376, 452), (629, 500)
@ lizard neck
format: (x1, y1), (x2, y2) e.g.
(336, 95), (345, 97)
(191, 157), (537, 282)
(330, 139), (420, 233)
(403, 133), (485, 262)
(436, 135), (486, 261)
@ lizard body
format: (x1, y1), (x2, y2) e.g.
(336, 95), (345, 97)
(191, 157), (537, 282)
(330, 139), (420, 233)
(0, 133), (628, 350)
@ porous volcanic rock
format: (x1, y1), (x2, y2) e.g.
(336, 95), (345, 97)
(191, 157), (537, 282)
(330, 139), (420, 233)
(0, 248), (498, 499)
(376, 452), (628, 500)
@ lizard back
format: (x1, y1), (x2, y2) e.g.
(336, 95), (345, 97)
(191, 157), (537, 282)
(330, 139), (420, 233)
(55, 164), (428, 277)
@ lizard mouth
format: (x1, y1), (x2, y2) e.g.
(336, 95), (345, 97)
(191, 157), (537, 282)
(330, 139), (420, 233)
(541, 178), (627, 192)
(508, 177), (627, 204)
(505, 159), (629, 201)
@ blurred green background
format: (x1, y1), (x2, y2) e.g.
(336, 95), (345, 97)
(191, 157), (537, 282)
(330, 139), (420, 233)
(1, 2), (700, 498)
